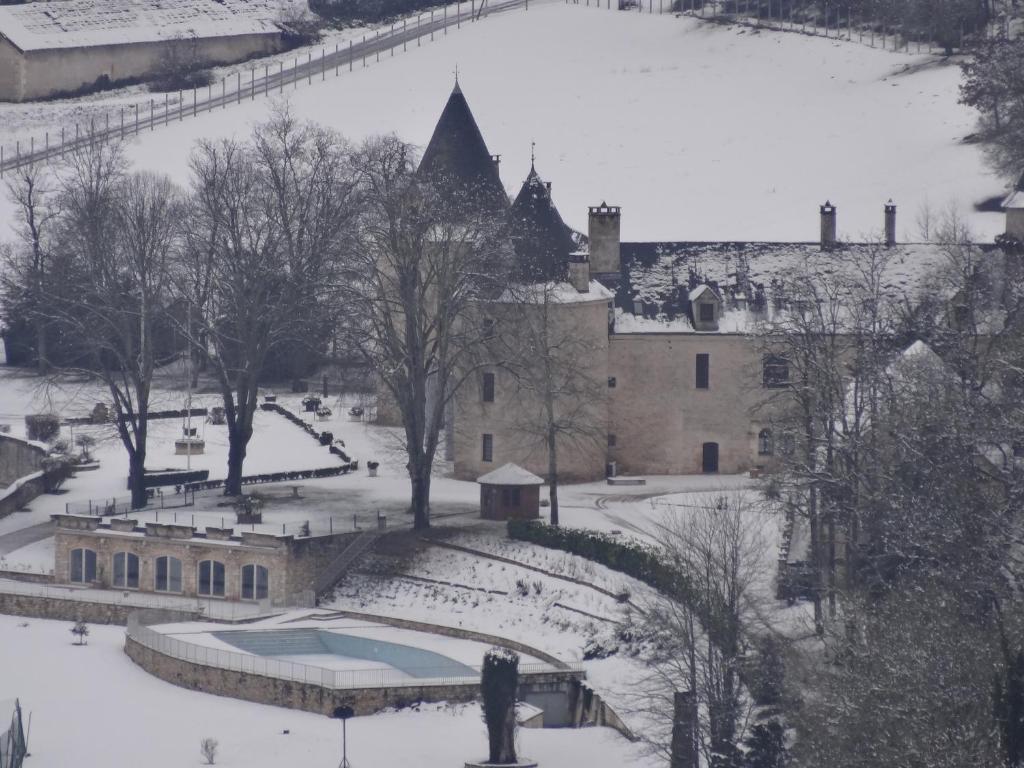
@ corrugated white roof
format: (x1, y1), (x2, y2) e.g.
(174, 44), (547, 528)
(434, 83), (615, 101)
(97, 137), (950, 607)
(477, 463), (545, 486)
(0, 0), (291, 52)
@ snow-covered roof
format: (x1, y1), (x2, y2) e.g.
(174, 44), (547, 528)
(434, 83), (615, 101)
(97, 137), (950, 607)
(0, 0), (291, 53)
(1003, 171), (1024, 209)
(688, 284), (720, 303)
(477, 463), (544, 486)
(497, 280), (614, 304)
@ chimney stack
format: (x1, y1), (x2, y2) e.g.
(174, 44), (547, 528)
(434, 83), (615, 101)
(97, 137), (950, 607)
(588, 202), (621, 276)
(820, 201), (837, 251)
(491, 154), (501, 176)
(568, 251), (590, 293)
(884, 200), (897, 247)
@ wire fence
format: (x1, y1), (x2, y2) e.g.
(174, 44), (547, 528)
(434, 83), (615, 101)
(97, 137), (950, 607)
(0, 0), (526, 177)
(568, 0), (1016, 55)
(127, 609), (582, 690)
(65, 487), (196, 516)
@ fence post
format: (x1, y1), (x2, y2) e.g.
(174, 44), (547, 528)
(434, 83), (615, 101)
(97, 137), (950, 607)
(295, 57), (299, 87)
(404, 19), (407, 51)
(376, 30), (380, 62)
(62, 125), (65, 153)
(120, 107), (124, 139)
(458, 2), (461, 28)
(280, 62), (284, 93)
(178, 90), (183, 121)
(307, 52), (312, 85)
(335, 43), (339, 75)
(444, 5), (448, 33)
(350, 40), (353, 70)
(431, 11), (434, 41)
(237, 72), (242, 103)
(252, 68), (256, 98)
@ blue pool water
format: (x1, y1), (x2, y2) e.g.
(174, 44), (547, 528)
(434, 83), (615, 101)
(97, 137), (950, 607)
(211, 628), (477, 678)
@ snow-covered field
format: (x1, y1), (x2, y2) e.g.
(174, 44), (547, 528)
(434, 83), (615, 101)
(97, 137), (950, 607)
(0, 1), (1002, 242)
(0, 614), (646, 767)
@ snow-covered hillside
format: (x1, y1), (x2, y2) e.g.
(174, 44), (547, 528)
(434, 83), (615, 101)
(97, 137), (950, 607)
(0, 1), (1002, 242)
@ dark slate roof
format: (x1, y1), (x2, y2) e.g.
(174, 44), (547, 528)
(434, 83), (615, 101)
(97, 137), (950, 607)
(418, 83), (508, 212)
(612, 240), (970, 326)
(508, 165), (579, 281)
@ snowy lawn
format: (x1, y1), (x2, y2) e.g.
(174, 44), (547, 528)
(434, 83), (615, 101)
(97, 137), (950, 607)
(0, 614), (647, 767)
(0, 1), (1003, 241)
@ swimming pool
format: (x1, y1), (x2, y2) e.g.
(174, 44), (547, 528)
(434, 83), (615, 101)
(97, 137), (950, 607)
(211, 627), (478, 679)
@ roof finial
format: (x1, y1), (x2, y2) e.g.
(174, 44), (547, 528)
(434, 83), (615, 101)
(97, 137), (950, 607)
(454, 64), (459, 85)
(530, 140), (536, 170)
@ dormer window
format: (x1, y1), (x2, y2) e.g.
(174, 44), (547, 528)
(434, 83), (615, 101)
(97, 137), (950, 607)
(689, 284), (721, 331)
(698, 303), (715, 323)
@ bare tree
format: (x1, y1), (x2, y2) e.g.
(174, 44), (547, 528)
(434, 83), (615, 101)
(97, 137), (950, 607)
(495, 281), (607, 525)
(632, 493), (773, 767)
(179, 106), (356, 495)
(337, 135), (509, 529)
(2, 163), (60, 373)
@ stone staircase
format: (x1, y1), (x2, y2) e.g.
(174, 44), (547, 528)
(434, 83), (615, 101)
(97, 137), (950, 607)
(314, 530), (382, 598)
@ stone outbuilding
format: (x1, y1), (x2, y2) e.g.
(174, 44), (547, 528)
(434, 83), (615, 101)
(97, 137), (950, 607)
(0, 0), (291, 102)
(478, 463), (543, 521)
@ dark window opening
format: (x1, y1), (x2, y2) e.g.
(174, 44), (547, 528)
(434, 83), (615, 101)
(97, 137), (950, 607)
(758, 429), (774, 456)
(113, 552), (139, 589)
(482, 434), (493, 462)
(482, 372), (495, 403)
(482, 317), (496, 340)
(763, 355), (790, 388)
(608, 376), (617, 388)
(155, 556), (182, 593)
(698, 303), (715, 323)
(241, 564), (269, 600)
(696, 353), (710, 389)
(70, 548), (97, 584)
(198, 560), (226, 597)
(608, 433), (617, 448)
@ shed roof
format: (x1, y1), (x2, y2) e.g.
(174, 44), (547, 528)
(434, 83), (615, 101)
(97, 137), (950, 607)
(477, 463), (544, 486)
(0, 0), (289, 53)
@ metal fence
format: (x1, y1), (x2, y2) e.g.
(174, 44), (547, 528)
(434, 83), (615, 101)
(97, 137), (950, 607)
(568, 0), (1012, 55)
(0, 700), (26, 768)
(64, 487), (195, 516)
(0, 0), (526, 177)
(127, 610), (582, 690)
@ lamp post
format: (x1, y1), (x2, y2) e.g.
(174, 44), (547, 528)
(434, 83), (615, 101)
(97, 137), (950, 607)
(332, 705), (355, 767)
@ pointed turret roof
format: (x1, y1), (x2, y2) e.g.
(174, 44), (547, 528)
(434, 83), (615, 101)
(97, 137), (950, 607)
(419, 83), (508, 212)
(508, 164), (578, 281)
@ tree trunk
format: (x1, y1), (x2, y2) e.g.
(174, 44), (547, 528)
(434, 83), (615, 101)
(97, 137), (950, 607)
(128, 450), (147, 510)
(225, 432), (248, 496)
(547, 422), (559, 527)
(410, 465), (431, 530)
(35, 320), (48, 374)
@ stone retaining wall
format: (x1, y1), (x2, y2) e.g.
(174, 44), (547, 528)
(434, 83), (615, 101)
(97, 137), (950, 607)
(0, 592), (136, 624)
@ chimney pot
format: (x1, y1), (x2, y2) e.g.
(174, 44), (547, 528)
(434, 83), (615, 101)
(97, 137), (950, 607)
(820, 201), (837, 250)
(884, 200), (897, 247)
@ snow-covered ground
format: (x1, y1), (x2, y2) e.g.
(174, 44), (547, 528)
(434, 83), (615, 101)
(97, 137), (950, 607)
(0, 1), (1003, 243)
(0, 614), (647, 767)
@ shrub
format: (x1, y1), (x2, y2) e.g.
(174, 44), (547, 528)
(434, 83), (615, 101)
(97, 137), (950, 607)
(25, 414), (59, 442)
(41, 457), (72, 493)
(200, 737), (219, 765)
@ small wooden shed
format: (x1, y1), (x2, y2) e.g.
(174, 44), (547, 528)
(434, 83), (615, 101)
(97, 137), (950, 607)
(477, 463), (544, 521)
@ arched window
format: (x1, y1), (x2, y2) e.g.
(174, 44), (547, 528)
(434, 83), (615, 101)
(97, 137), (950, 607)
(112, 552), (139, 589)
(758, 429), (774, 456)
(241, 564), (269, 601)
(69, 548), (97, 583)
(198, 560), (226, 597)
(155, 556), (182, 593)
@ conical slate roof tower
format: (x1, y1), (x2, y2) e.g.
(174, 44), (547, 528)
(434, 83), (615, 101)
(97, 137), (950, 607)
(509, 164), (578, 281)
(418, 82), (509, 213)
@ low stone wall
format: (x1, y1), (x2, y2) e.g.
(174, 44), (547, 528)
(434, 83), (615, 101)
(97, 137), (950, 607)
(125, 636), (482, 715)
(0, 434), (45, 486)
(0, 471), (45, 520)
(0, 570), (53, 584)
(0, 592), (137, 624)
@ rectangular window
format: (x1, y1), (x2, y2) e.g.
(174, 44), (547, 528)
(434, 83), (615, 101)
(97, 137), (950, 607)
(608, 376), (617, 388)
(482, 372), (495, 403)
(482, 433), (493, 462)
(242, 564), (269, 601)
(501, 487), (521, 507)
(763, 355), (790, 388)
(113, 552), (139, 589)
(695, 353), (710, 389)
(608, 433), (617, 448)
(699, 303), (715, 323)
(155, 556), (182, 593)
(482, 317), (495, 340)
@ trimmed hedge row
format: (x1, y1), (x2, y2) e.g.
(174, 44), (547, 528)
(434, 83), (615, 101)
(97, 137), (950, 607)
(182, 464), (356, 493)
(507, 519), (696, 600)
(66, 407), (208, 426)
(137, 468), (210, 489)
(260, 402), (352, 463)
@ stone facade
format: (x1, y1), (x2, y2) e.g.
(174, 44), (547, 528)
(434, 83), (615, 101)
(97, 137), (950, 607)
(52, 516), (357, 605)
